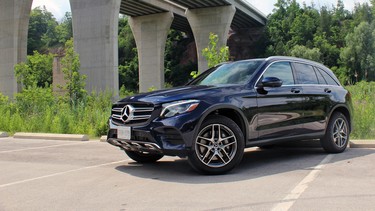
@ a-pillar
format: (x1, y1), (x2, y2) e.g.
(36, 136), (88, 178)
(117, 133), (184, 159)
(70, 0), (121, 97)
(0, 0), (33, 97)
(186, 5), (236, 72)
(129, 12), (174, 92)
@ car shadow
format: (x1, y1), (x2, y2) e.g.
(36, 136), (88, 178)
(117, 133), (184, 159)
(114, 145), (375, 184)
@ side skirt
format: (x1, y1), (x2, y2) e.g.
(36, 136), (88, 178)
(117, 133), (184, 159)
(245, 132), (325, 148)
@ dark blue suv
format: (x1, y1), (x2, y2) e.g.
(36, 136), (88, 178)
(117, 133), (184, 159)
(107, 56), (353, 174)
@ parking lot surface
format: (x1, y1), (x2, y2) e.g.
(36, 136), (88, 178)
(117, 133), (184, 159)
(0, 137), (374, 210)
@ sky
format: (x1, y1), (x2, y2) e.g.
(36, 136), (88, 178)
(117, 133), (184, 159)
(32, 0), (71, 21)
(32, 0), (371, 21)
(246, 0), (371, 15)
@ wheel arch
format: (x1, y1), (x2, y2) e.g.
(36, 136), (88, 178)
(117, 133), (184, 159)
(195, 105), (249, 142)
(329, 105), (352, 132)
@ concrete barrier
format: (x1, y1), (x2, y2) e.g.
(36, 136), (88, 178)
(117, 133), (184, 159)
(350, 140), (375, 148)
(100, 135), (108, 142)
(13, 133), (89, 141)
(0, 132), (8, 138)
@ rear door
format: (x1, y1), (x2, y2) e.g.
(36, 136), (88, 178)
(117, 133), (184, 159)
(292, 62), (332, 135)
(255, 61), (305, 140)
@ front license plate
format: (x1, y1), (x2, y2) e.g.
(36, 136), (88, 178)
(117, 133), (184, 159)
(117, 127), (131, 140)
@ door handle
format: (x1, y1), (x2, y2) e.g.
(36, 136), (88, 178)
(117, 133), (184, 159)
(324, 88), (332, 93)
(291, 88), (300, 93)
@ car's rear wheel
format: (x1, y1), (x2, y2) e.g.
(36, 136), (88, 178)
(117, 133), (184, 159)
(188, 115), (244, 174)
(125, 150), (164, 163)
(320, 112), (349, 153)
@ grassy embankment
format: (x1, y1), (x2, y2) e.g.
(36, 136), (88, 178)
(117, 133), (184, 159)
(0, 88), (118, 138)
(346, 81), (375, 139)
(0, 82), (374, 139)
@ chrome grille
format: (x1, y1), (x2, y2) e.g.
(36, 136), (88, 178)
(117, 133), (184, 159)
(111, 103), (154, 125)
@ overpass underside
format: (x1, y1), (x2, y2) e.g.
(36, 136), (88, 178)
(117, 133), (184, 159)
(0, 0), (266, 97)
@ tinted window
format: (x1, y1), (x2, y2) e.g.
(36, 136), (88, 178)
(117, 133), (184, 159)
(318, 68), (338, 86)
(191, 60), (263, 86)
(314, 67), (327, 84)
(263, 62), (294, 85)
(294, 63), (319, 84)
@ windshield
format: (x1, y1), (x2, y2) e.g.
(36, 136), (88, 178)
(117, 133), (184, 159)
(190, 60), (264, 86)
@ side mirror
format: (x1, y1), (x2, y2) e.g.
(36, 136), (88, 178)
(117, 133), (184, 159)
(260, 77), (283, 88)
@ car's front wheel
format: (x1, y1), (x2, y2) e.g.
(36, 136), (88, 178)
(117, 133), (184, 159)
(125, 150), (164, 163)
(320, 112), (349, 153)
(188, 115), (245, 174)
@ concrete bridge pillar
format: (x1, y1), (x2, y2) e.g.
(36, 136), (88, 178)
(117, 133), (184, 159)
(0, 0), (33, 97)
(129, 12), (174, 92)
(186, 5), (236, 72)
(70, 0), (121, 97)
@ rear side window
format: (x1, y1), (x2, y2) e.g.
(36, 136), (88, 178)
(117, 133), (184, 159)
(318, 68), (339, 86)
(314, 67), (327, 84)
(263, 62), (294, 85)
(293, 63), (319, 84)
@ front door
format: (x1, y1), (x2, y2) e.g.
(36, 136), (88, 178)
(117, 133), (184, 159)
(255, 61), (306, 140)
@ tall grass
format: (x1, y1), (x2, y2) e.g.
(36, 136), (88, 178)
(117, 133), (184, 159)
(346, 81), (375, 139)
(0, 87), (114, 138)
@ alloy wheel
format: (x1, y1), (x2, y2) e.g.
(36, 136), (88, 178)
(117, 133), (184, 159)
(195, 124), (238, 168)
(332, 117), (348, 148)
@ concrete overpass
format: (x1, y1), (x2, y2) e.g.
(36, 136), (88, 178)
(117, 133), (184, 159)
(0, 0), (266, 97)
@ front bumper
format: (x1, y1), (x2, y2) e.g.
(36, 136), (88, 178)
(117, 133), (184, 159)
(107, 115), (199, 157)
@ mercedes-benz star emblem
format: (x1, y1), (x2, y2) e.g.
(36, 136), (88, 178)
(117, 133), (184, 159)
(121, 105), (133, 123)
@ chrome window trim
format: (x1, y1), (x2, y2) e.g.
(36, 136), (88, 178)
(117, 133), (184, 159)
(254, 59), (340, 88)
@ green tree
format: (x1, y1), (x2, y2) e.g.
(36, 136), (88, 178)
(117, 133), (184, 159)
(54, 12), (73, 45)
(118, 16), (139, 91)
(164, 30), (197, 86)
(289, 4), (319, 48)
(119, 52), (139, 92)
(290, 45), (322, 62)
(28, 6), (58, 54)
(317, 6), (333, 37)
(330, 0), (352, 48)
(61, 38), (87, 105)
(118, 16), (137, 65)
(266, 0), (303, 55)
(14, 51), (54, 88)
(313, 34), (340, 68)
(340, 22), (375, 83)
(353, 3), (373, 26)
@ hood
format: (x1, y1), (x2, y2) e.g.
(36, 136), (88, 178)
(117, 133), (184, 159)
(118, 85), (240, 105)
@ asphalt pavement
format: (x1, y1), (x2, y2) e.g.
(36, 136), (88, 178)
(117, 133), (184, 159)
(0, 137), (374, 210)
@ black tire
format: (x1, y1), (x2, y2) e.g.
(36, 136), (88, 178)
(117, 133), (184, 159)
(125, 150), (164, 163)
(188, 115), (245, 175)
(320, 112), (349, 153)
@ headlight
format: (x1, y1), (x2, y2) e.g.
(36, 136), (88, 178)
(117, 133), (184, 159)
(160, 100), (200, 118)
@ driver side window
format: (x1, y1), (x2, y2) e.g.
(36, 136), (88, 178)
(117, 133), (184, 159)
(263, 62), (295, 85)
